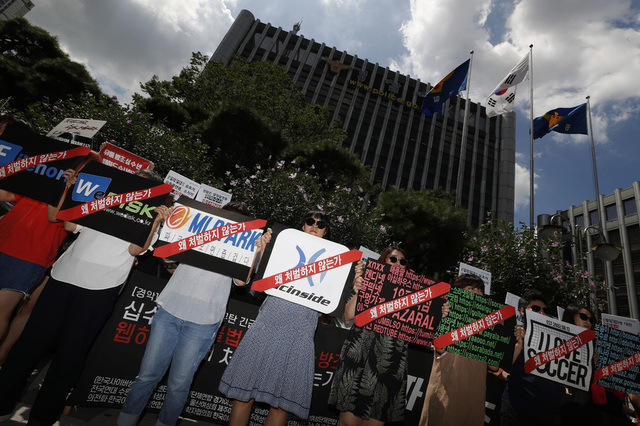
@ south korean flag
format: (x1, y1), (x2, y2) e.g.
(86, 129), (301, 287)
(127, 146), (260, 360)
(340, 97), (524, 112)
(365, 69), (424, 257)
(486, 86), (517, 117)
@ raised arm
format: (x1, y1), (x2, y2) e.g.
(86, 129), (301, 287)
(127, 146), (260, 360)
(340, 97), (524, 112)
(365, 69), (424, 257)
(512, 325), (525, 364)
(235, 228), (273, 286)
(343, 260), (364, 322)
(47, 169), (77, 223)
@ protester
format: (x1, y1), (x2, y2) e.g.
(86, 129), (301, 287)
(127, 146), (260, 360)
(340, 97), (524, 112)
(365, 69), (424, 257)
(219, 211), (330, 426)
(419, 273), (496, 426)
(0, 169), (172, 426)
(500, 288), (563, 426)
(327, 247), (411, 426)
(118, 201), (272, 426)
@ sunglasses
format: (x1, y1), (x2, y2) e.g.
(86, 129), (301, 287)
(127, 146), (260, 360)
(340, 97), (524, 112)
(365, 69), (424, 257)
(578, 312), (595, 324)
(388, 256), (408, 266)
(529, 304), (552, 315)
(305, 217), (327, 229)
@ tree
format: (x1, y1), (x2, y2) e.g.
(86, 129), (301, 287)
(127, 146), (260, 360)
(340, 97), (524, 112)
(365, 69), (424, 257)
(0, 17), (101, 110)
(462, 217), (606, 311)
(374, 188), (469, 276)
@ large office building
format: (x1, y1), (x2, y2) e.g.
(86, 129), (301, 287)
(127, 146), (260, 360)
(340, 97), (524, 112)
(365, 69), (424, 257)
(552, 183), (640, 319)
(211, 10), (516, 227)
(0, 0), (33, 18)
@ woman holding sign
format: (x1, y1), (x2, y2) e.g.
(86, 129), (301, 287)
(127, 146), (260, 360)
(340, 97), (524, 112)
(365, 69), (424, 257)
(328, 246), (410, 426)
(219, 211), (330, 426)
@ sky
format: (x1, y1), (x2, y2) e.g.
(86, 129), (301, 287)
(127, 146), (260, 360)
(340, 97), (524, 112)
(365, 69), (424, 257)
(26, 0), (640, 226)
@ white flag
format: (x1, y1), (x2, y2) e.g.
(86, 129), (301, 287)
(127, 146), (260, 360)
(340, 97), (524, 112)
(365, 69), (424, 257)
(486, 86), (517, 117)
(485, 52), (529, 116)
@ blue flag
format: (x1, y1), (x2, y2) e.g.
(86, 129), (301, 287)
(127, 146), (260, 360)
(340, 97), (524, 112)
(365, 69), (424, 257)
(422, 59), (470, 117)
(533, 103), (588, 139)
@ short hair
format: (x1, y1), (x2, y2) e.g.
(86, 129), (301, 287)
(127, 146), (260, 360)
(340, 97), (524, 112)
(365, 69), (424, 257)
(301, 210), (330, 235)
(518, 288), (549, 312)
(222, 201), (250, 215)
(134, 168), (162, 182)
(378, 246), (408, 265)
(453, 273), (485, 294)
(562, 304), (595, 325)
(0, 114), (34, 132)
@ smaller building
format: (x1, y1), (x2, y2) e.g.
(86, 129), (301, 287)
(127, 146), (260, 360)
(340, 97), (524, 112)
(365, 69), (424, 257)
(0, 0), (34, 19)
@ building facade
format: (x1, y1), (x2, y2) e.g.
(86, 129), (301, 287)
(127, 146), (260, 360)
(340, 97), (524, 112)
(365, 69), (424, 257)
(0, 0), (34, 19)
(557, 183), (640, 319)
(211, 10), (516, 228)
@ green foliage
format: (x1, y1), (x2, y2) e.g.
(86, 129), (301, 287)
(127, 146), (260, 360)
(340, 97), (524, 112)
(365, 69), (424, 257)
(462, 217), (606, 312)
(374, 188), (469, 276)
(0, 17), (101, 110)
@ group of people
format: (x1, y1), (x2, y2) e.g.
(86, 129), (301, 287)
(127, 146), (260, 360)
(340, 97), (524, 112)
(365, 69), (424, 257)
(0, 113), (636, 426)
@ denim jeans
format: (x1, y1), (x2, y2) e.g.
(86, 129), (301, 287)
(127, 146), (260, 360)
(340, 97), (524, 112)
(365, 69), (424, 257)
(118, 307), (219, 426)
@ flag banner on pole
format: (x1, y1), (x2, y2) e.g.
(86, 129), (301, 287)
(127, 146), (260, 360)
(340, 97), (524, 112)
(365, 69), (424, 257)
(485, 52), (529, 117)
(422, 59), (470, 117)
(533, 103), (588, 139)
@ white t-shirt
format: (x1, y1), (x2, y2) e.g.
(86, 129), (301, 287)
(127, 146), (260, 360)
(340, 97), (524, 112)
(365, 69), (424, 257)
(51, 226), (156, 290)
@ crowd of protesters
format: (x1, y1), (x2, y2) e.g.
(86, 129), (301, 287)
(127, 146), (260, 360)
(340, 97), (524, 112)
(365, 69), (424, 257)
(0, 114), (637, 426)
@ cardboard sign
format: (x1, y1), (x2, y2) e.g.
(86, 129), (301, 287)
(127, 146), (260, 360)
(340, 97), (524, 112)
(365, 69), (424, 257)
(261, 229), (354, 314)
(524, 310), (595, 391)
(164, 170), (200, 200)
(156, 197), (263, 280)
(354, 260), (447, 347)
(58, 161), (172, 246)
(46, 117), (106, 148)
(601, 313), (640, 335)
(433, 287), (515, 369)
(195, 183), (232, 208)
(99, 142), (151, 174)
(0, 125), (90, 205)
(594, 324), (640, 396)
(458, 262), (491, 295)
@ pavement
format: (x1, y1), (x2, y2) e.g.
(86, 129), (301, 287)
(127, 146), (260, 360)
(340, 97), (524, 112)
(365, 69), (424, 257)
(1, 358), (216, 426)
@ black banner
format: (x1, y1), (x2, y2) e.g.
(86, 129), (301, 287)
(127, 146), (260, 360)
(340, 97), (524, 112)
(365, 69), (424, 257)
(594, 323), (640, 396)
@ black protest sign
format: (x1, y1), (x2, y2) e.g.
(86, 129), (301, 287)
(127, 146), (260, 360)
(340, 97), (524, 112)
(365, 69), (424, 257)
(58, 161), (172, 246)
(155, 197), (266, 281)
(433, 287), (515, 369)
(354, 259), (447, 347)
(0, 125), (89, 205)
(594, 324), (640, 396)
(524, 310), (595, 392)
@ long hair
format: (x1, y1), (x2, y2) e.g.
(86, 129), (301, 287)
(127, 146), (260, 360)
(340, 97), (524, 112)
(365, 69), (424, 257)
(378, 246), (408, 265)
(562, 304), (595, 325)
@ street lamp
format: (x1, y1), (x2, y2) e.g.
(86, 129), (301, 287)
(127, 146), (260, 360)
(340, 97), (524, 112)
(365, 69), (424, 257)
(583, 225), (622, 262)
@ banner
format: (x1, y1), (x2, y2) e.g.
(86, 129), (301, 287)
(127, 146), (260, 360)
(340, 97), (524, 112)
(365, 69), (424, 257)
(593, 324), (640, 396)
(523, 310), (595, 391)
(68, 269), (434, 424)
(46, 117), (106, 148)
(0, 125), (90, 205)
(99, 142), (151, 174)
(156, 197), (264, 280)
(433, 287), (515, 369)
(260, 229), (356, 314)
(354, 260), (447, 348)
(601, 313), (640, 335)
(164, 170), (200, 200)
(58, 161), (172, 246)
(195, 183), (232, 208)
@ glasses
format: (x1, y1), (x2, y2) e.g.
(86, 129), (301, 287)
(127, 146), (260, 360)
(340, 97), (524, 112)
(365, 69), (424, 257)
(578, 312), (595, 324)
(305, 217), (327, 229)
(529, 304), (552, 315)
(388, 256), (408, 266)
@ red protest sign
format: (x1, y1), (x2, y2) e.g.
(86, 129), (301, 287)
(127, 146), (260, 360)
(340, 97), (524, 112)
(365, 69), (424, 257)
(99, 142), (151, 174)
(524, 328), (596, 374)
(153, 219), (267, 258)
(252, 249), (362, 292)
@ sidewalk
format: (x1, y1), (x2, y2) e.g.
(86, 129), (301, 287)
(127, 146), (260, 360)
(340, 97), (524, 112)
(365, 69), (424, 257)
(2, 359), (216, 426)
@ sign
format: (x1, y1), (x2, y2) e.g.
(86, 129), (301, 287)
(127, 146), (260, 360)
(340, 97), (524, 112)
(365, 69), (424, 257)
(601, 313), (640, 335)
(433, 287), (515, 369)
(354, 260), (447, 348)
(58, 161), (172, 246)
(99, 142), (151, 174)
(195, 183), (232, 208)
(260, 229), (355, 314)
(523, 310), (595, 391)
(458, 262), (491, 295)
(156, 197), (263, 280)
(164, 170), (200, 200)
(46, 117), (106, 148)
(505, 292), (523, 326)
(593, 324), (640, 396)
(0, 125), (90, 205)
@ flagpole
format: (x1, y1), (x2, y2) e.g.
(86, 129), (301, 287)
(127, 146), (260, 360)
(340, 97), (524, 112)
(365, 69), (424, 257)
(455, 50), (474, 209)
(528, 45), (535, 227)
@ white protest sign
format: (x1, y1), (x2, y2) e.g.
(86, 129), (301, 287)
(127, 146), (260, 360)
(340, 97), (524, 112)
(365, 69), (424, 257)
(602, 313), (640, 335)
(505, 292), (523, 326)
(263, 229), (353, 314)
(47, 118), (106, 148)
(195, 183), (232, 208)
(524, 310), (595, 391)
(164, 170), (200, 200)
(458, 262), (491, 295)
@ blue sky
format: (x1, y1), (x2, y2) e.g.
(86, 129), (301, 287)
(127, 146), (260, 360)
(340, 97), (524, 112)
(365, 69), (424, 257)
(27, 0), (640, 226)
